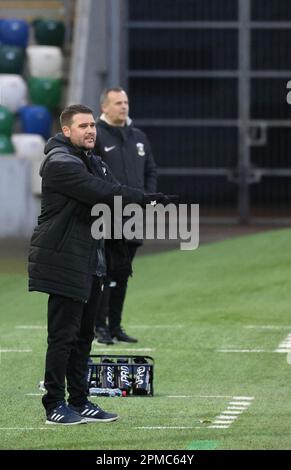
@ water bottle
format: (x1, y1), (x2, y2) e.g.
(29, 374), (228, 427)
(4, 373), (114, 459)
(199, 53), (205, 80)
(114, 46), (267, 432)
(86, 357), (95, 389)
(116, 358), (131, 395)
(99, 357), (115, 388)
(132, 357), (150, 395)
(89, 387), (125, 397)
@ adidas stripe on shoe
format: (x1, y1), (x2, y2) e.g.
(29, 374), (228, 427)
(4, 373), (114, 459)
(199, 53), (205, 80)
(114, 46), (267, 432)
(46, 402), (86, 425)
(69, 401), (118, 423)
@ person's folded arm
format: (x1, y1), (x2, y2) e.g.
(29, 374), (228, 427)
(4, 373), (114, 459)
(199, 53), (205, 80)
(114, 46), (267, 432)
(44, 159), (144, 207)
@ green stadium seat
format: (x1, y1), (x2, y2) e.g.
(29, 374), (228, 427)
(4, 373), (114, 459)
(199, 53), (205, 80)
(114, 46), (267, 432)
(0, 45), (25, 74)
(0, 135), (14, 154)
(0, 106), (14, 136)
(33, 19), (65, 47)
(28, 77), (62, 111)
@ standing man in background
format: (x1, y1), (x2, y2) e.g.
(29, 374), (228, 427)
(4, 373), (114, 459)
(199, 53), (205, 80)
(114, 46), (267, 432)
(94, 87), (157, 345)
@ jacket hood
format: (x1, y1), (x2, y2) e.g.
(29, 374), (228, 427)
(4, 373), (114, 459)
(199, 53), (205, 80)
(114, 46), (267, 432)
(44, 133), (73, 155)
(39, 133), (70, 177)
(40, 133), (103, 177)
(40, 133), (89, 177)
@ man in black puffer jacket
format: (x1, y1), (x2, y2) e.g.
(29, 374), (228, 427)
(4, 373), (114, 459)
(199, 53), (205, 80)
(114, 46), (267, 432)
(94, 87), (158, 345)
(28, 104), (166, 425)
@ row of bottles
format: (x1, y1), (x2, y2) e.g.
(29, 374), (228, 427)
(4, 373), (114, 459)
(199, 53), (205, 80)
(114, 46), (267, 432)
(87, 357), (152, 396)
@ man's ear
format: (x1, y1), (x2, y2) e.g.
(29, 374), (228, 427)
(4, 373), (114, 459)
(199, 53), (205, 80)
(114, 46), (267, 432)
(62, 125), (70, 137)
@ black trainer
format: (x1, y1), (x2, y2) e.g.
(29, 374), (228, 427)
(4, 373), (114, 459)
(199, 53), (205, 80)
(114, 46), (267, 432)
(95, 326), (114, 345)
(69, 401), (118, 423)
(46, 402), (86, 426)
(111, 327), (138, 343)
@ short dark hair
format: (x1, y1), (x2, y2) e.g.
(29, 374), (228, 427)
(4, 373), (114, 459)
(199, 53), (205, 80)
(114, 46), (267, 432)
(60, 104), (94, 127)
(100, 87), (126, 107)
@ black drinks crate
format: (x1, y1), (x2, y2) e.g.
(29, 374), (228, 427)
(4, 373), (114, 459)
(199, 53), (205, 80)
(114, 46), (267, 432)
(88, 354), (154, 396)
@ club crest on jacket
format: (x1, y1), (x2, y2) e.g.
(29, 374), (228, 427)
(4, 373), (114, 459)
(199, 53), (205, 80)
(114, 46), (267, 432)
(136, 142), (145, 156)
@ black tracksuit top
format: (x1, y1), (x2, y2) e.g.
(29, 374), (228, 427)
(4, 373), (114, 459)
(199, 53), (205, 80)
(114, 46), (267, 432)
(95, 119), (157, 193)
(28, 133), (144, 302)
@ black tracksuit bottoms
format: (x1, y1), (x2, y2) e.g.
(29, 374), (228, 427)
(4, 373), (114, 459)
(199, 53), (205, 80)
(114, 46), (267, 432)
(95, 244), (138, 333)
(42, 276), (103, 413)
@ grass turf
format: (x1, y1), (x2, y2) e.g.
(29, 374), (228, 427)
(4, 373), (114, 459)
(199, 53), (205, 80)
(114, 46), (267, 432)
(1, 228), (291, 449)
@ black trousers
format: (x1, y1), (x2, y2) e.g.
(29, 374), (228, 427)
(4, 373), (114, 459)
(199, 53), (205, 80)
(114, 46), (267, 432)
(42, 277), (103, 413)
(95, 244), (138, 333)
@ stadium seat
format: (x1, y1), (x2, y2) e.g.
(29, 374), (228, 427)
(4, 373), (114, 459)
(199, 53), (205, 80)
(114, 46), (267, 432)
(0, 19), (29, 48)
(0, 45), (25, 74)
(0, 74), (28, 113)
(11, 133), (45, 159)
(28, 77), (62, 111)
(26, 45), (63, 79)
(33, 19), (65, 47)
(19, 105), (52, 139)
(0, 106), (14, 136)
(11, 133), (45, 195)
(0, 135), (14, 154)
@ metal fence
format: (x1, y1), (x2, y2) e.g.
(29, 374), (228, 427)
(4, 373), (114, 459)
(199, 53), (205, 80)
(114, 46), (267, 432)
(125, 0), (291, 222)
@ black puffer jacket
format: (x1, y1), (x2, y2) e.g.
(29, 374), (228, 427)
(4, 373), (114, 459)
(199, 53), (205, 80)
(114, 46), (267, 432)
(95, 118), (157, 192)
(28, 134), (144, 302)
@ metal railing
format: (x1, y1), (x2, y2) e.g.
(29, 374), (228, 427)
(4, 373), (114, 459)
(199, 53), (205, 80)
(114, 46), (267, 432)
(125, 0), (291, 223)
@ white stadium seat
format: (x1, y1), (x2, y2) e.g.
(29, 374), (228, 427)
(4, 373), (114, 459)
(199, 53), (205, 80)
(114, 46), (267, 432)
(0, 74), (28, 112)
(26, 45), (63, 79)
(11, 133), (45, 159)
(11, 133), (45, 195)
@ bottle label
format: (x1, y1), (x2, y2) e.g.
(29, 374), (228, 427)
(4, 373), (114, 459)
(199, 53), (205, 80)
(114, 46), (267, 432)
(100, 361), (115, 388)
(133, 364), (150, 395)
(117, 365), (131, 390)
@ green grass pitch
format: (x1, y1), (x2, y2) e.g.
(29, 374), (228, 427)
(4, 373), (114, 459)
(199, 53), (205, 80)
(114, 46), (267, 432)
(1, 228), (291, 449)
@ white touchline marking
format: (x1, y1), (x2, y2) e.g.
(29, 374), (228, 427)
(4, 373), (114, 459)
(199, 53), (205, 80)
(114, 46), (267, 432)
(219, 337), (291, 353)
(232, 396), (254, 400)
(0, 349), (32, 353)
(92, 347), (155, 352)
(0, 427), (56, 431)
(274, 333), (291, 352)
(128, 325), (184, 329)
(216, 415), (237, 420)
(229, 401), (251, 406)
(15, 325), (46, 329)
(208, 425), (229, 429)
(217, 349), (268, 353)
(213, 420), (233, 425)
(245, 325), (291, 330)
(166, 395), (233, 399)
(134, 426), (202, 430)
(227, 406), (247, 410)
(214, 419), (234, 424)
(209, 396), (254, 429)
(26, 393), (43, 396)
(216, 413), (237, 419)
(135, 395), (254, 432)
